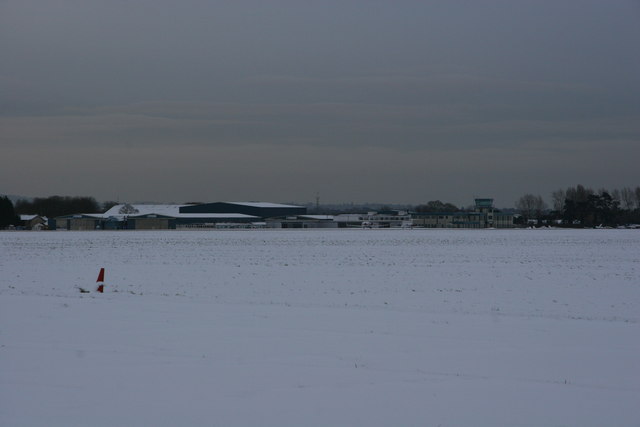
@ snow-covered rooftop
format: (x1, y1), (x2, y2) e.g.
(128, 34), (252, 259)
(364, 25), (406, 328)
(225, 202), (303, 209)
(20, 214), (40, 221)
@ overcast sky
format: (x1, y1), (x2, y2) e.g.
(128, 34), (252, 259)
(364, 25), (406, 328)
(1, 0), (639, 207)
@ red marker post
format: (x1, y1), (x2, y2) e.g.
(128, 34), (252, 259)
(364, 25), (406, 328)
(96, 268), (105, 293)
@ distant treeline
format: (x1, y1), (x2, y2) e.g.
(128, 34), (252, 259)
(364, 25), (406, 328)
(3, 185), (640, 229)
(516, 185), (640, 227)
(13, 196), (109, 219)
(0, 196), (19, 228)
(414, 200), (460, 213)
(0, 195), (118, 227)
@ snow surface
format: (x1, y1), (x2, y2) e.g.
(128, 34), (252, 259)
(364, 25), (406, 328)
(1, 229), (639, 426)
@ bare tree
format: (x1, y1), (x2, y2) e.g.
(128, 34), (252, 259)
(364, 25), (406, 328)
(102, 201), (119, 212)
(551, 189), (565, 212)
(516, 194), (547, 222)
(565, 185), (593, 203)
(620, 187), (635, 210)
(118, 203), (139, 215)
(611, 189), (621, 204)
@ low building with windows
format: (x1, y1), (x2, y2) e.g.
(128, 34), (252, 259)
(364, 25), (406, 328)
(50, 214), (105, 231)
(333, 211), (413, 228)
(19, 214), (48, 230)
(266, 215), (337, 229)
(411, 211), (484, 228)
(411, 199), (514, 229)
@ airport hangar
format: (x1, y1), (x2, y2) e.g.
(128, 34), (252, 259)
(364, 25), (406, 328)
(50, 202), (307, 230)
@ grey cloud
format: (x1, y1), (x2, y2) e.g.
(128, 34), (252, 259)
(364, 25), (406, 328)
(4, 102), (636, 163)
(1, 0), (638, 205)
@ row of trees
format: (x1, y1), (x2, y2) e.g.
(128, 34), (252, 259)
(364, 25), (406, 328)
(0, 196), (119, 228)
(516, 186), (640, 227)
(0, 196), (19, 228)
(12, 196), (118, 219)
(414, 200), (460, 213)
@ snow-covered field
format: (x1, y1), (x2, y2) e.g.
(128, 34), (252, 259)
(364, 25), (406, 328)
(1, 229), (639, 426)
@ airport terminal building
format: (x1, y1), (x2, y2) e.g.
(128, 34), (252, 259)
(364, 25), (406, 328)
(50, 198), (513, 230)
(411, 198), (514, 229)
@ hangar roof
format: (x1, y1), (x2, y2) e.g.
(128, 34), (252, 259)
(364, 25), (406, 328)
(173, 213), (259, 219)
(224, 202), (304, 208)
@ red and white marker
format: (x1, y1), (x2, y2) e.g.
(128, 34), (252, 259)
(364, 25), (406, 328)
(96, 268), (105, 293)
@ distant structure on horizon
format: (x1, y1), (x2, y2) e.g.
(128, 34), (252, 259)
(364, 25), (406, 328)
(48, 198), (514, 230)
(412, 198), (514, 229)
(50, 202), (306, 230)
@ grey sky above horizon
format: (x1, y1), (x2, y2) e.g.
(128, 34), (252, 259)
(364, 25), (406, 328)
(1, 0), (639, 207)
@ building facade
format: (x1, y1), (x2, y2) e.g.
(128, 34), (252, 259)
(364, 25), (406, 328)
(411, 199), (514, 229)
(51, 202), (305, 230)
(49, 199), (513, 231)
